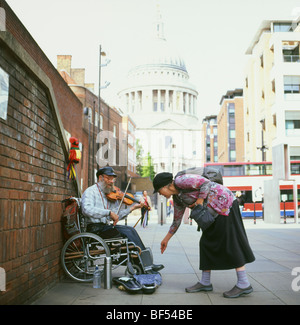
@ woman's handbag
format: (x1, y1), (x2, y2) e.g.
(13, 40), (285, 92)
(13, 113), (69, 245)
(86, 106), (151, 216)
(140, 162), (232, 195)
(190, 204), (217, 231)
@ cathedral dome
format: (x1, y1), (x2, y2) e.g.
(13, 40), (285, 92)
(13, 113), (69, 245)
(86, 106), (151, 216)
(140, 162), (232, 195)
(129, 36), (187, 75)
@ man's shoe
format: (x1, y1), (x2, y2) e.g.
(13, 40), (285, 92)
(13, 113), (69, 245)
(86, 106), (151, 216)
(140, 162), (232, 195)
(185, 282), (213, 293)
(223, 285), (253, 298)
(151, 264), (164, 272)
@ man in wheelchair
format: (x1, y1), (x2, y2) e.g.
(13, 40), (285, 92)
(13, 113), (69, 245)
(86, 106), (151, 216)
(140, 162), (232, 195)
(81, 166), (164, 273)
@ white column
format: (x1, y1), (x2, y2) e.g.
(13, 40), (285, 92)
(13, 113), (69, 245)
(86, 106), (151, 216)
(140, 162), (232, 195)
(157, 89), (161, 112)
(173, 90), (176, 112)
(185, 92), (188, 114)
(148, 89), (153, 112)
(192, 95), (195, 115)
(135, 91), (138, 112)
(128, 92), (132, 112)
(165, 89), (169, 112)
(179, 91), (183, 112)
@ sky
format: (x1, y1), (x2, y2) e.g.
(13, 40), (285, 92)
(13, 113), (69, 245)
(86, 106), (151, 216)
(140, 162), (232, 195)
(5, 0), (300, 120)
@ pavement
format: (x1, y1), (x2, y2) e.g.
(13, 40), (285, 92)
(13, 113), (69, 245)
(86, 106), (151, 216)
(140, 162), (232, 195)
(31, 212), (300, 306)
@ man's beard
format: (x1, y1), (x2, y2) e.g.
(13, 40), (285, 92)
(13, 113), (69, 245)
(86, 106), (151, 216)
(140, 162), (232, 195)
(98, 179), (114, 194)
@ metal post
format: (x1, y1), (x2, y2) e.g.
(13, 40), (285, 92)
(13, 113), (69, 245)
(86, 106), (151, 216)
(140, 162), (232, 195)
(161, 199), (163, 226)
(83, 107), (91, 186)
(97, 45), (102, 157)
(284, 201), (286, 224)
(104, 257), (112, 289)
(88, 115), (91, 186)
(253, 201), (256, 225)
(92, 100), (95, 183)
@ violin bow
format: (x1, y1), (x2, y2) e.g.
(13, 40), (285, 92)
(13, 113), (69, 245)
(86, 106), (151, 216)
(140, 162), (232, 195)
(116, 177), (132, 215)
(133, 215), (143, 228)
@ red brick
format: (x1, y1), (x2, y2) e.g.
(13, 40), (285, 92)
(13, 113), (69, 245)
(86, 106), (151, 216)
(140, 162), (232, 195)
(0, 0), (79, 305)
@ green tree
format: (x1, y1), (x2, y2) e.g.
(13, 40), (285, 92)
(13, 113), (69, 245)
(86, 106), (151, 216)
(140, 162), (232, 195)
(135, 139), (144, 176)
(141, 152), (155, 181)
(135, 139), (155, 180)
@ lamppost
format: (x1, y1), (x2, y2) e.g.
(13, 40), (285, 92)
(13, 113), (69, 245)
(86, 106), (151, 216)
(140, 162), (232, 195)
(83, 106), (91, 186)
(256, 119), (268, 160)
(97, 45), (110, 170)
(257, 119), (269, 174)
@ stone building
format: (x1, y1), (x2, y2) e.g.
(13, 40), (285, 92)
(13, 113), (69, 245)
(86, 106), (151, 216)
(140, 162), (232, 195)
(118, 7), (201, 175)
(218, 89), (244, 163)
(57, 55), (134, 190)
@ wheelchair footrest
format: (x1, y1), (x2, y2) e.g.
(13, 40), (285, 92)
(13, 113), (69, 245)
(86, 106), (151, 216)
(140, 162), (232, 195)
(140, 248), (153, 271)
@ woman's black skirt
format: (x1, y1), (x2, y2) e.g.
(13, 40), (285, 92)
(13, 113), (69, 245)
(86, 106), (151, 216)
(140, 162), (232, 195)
(199, 200), (255, 270)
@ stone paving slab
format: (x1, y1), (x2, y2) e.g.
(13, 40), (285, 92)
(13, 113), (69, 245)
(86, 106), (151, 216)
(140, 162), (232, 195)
(32, 215), (300, 305)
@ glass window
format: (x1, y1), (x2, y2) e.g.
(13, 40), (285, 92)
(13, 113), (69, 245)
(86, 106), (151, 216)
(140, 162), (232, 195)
(285, 111), (300, 135)
(229, 150), (236, 161)
(291, 161), (300, 174)
(290, 146), (300, 160)
(229, 129), (236, 138)
(273, 23), (293, 32)
(95, 112), (99, 127)
(284, 76), (300, 93)
(228, 103), (235, 113)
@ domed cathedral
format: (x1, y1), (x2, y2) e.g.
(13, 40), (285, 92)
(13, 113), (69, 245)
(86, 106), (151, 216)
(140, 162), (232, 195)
(118, 2), (201, 174)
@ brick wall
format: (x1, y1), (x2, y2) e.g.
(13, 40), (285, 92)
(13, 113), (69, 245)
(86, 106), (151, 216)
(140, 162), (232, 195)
(0, 0), (84, 184)
(0, 7), (80, 304)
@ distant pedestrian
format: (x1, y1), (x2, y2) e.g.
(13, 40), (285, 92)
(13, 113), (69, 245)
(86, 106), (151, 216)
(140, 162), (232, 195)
(140, 190), (151, 227)
(153, 171), (255, 298)
(167, 198), (173, 217)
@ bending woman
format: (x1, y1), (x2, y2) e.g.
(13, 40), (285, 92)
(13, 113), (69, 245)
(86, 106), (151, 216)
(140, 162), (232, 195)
(153, 172), (255, 298)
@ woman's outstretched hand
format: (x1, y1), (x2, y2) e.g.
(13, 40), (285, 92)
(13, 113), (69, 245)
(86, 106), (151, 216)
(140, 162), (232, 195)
(161, 233), (173, 254)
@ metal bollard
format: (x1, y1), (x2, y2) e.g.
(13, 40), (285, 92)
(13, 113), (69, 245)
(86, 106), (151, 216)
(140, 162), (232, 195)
(104, 257), (112, 289)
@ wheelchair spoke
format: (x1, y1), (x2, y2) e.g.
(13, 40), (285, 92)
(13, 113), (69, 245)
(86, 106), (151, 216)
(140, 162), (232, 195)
(61, 233), (110, 282)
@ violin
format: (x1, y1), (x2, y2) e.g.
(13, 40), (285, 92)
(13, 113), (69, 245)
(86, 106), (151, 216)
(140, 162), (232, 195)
(106, 186), (150, 210)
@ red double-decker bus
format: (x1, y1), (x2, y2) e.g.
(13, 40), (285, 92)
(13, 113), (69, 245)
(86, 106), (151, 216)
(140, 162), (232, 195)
(204, 161), (300, 219)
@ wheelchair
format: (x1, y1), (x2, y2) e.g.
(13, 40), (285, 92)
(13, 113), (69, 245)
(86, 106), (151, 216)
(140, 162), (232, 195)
(60, 197), (154, 283)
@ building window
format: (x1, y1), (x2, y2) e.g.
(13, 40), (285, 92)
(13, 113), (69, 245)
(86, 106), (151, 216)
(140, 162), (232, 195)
(282, 42), (300, 62)
(229, 129), (236, 138)
(290, 146), (300, 160)
(260, 55), (264, 68)
(88, 107), (93, 123)
(272, 79), (276, 92)
(228, 103), (235, 114)
(285, 111), (300, 136)
(95, 111), (99, 127)
(229, 150), (236, 161)
(227, 103), (236, 161)
(273, 23), (293, 32)
(284, 76), (300, 93)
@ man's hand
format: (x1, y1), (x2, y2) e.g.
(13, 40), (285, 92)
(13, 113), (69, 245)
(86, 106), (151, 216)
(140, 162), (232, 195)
(130, 202), (144, 212)
(110, 211), (119, 226)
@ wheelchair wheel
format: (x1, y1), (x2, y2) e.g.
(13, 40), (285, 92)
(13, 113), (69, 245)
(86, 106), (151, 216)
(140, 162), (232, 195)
(125, 264), (142, 276)
(61, 232), (110, 282)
